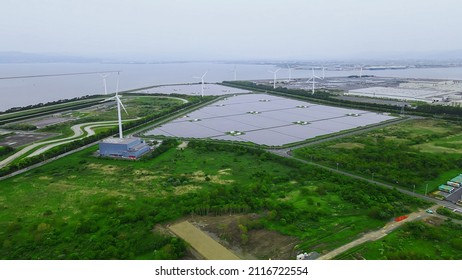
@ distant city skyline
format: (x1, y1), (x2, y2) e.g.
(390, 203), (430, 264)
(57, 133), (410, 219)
(1, 0), (462, 61)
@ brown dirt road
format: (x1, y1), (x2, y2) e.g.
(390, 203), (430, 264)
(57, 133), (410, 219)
(317, 205), (439, 260)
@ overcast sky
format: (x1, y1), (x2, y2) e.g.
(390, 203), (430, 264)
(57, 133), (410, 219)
(1, 0), (461, 60)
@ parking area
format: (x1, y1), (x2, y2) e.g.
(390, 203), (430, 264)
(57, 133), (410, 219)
(446, 188), (462, 204)
(145, 93), (396, 146)
(0, 132), (57, 148)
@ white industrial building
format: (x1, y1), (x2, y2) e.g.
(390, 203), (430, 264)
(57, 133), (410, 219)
(347, 79), (462, 105)
(346, 87), (441, 103)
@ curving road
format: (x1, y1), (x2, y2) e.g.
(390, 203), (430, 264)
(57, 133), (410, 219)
(0, 120), (134, 168)
(0, 95), (190, 170)
(26, 122), (122, 157)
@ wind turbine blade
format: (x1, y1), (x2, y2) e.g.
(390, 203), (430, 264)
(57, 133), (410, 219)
(101, 96), (115, 102)
(116, 95), (129, 115)
(115, 71), (120, 96)
(202, 71), (208, 78)
(275, 68), (281, 73)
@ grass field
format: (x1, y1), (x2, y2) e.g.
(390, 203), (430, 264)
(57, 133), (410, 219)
(334, 220), (462, 260)
(39, 96), (184, 135)
(0, 141), (427, 259)
(293, 119), (462, 193)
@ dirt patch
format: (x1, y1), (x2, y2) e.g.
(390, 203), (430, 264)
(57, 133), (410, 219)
(177, 141), (189, 150)
(423, 216), (445, 226)
(190, 170), (234, 185)
(169, 221), (240, 260)
(413, 143), (462, 154)
(218, 168), (232, 175)
(133, 169), (152, 175)
(173, 185), (201, 195)
(190, 214), (299, 260)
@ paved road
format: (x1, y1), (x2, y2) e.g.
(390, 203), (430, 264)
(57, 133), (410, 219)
(0, 95), (187, 168)
(317, 206), (440, 260)
(27, 122), (122, 157)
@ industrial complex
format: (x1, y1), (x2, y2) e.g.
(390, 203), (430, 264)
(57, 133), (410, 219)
(346, 80), (462, 105)
(256, 76), (462, 107)
(98, 137), (150, 159)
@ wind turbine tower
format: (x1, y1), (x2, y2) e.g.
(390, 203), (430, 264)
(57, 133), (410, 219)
(114, 72), (128, 139)
(287, 64), (292, 82)
(98, 71), (150, 159)
(307, 68), (321, 94)
(268, 68), (281, 89)
(194, 71), (207, 97)
(233, 66), (237, 81)
(99, 73), (110, 95)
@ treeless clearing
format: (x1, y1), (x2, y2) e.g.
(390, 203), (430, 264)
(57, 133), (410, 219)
(168, 221), (240, 260)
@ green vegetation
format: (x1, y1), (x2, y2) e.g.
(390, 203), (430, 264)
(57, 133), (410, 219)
(0, 95), (210, 177)
(335, 220), (462, 260)
(38, 95), (185, 134)
(0, 140), (427, 259)
(3, 123), (37, 131)
(0, 146), (15, 161)
(436, 207), (462, 220)
(293, 119), (462, 193)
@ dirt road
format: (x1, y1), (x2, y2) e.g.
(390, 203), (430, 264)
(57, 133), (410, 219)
(317, 205), (439, 260)
(169, 221), (240, 260)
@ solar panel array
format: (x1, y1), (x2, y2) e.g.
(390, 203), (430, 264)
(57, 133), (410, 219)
(145, 93), (396, 146)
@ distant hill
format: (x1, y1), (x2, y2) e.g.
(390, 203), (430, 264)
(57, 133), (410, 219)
(0, 51), (99, 63)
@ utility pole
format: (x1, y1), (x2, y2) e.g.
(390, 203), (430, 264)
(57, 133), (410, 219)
(425, 184), (428, 196)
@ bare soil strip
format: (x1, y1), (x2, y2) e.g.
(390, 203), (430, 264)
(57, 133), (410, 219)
(317, 205), (439, 260)
(168, 221), (240, 260)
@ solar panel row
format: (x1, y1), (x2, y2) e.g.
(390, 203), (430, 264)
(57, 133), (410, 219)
(145, 93), (396, 146)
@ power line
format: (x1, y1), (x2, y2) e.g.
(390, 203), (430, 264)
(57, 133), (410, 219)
(0, 70), (121, 80)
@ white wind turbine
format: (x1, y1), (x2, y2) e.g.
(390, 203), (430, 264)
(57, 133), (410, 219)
(359, 65), (363, 78)
(268, 68), (281, 89)
(307, 68), (321, 94)
(113, 72), (128, 139)
(194, 71), (207, 97)
(99, 73), (110, 95)
(287, 64), (292, 82)
(321, 65), (326, 80)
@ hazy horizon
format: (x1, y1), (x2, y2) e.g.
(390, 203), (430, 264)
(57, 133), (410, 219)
(2, 0), (462, 61)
